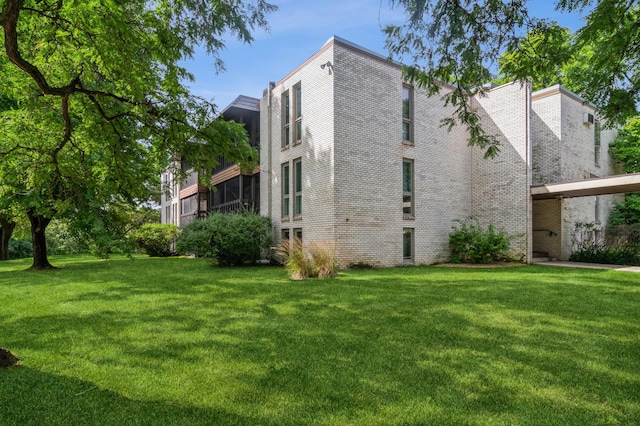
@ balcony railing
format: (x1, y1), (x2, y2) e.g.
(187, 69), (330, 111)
(210, 199), (257, 214)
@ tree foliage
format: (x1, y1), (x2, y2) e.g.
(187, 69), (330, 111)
(176, 211), (272, 266)
(385, 0), (640, 157)
(496, 24), (590, 92)
(608, 117), (640, 228)
(609, 116), (640, 173)
(132, 223), (180, 257)
(0, 0), (275, 268)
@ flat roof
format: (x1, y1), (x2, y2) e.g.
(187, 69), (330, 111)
(531, 173), (640, 200)
(221, 95), (260, 114)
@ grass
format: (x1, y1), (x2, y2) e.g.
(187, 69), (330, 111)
(0, 255), (639, 425)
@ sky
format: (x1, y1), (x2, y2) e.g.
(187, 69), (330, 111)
(181, 0), (592, 111)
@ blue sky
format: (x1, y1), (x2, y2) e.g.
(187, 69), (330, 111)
(181, 0), (591, 110)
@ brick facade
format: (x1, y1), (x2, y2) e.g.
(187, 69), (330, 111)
(164, 36), (623, 267)
(531, 86), (623, 259)
(261, 38), (539, 267)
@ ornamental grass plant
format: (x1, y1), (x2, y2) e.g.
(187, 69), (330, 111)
(276, 238), (337, 279)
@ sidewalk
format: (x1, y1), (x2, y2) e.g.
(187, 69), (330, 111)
(534, 260), (640, 272)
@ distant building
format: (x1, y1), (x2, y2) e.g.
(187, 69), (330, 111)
(161, 95), (260, 227)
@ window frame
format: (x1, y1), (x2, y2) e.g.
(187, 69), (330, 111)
(282, 90), (290, 149)
(293, 158), (302, 218)
(402, 85), (414, 144)
(403, 158), (414, 219)
(403, 228), (414, 264)
(293, 83), (302, 144)
(282, 163), (290, 220)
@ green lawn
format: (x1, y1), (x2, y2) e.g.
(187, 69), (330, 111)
(1, 256), (639, 425)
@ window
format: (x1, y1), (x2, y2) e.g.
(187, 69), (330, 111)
(181, 195), (198, 215)
(294, 84), (302, 143)
(294, 158), (302, 217)
(282, 163), (290, 219)
(402, 85), (413, 143)
(282, 91), (290, 148)
(403, 228), (414, 263)
(294, 228), (302, 242)
(282, 228), (290, 240)
(403, 159), (414, 218)
(594, 120), (601, 166)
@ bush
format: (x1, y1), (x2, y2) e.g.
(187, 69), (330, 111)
(276, 238), (337, 280)
(8, 239), (32, 259)
(175, 218), (217, 258)
(131, 223), (180, 257)
(569, 222), (640, 265)
(449, 217), (512, 263)
(176, 212), (272, 266)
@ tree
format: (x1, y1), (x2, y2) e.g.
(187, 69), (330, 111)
(495, 24), (591, 93)
(385, 0), (640, 157)
(0, 214), (16, 260)
(608, 117), (640, 227)
(0, 94), (18, 260)
(610, 117), (640, 173)
(0, 0), (275, 269)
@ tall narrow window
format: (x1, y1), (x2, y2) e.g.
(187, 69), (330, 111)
(294, 228), (302, 242)
(403, 159), (414, 218)
(282, 91), (290, 148)
(293, 158), (302, 217)
(282, 229), (290, 240)
(402, 85), (413, 143)
(294, 84), (302, 143)
(403, 228), (414, 264)
(594, 120), (601, 166)
(282, 163), (290, 219)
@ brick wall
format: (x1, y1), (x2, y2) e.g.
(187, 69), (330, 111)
(260, 41), (336, 253)
(332, 41), (475, 266)
(531, 86), (622, 260)
(471, 82), (532, 261)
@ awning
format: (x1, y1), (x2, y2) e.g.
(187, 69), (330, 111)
(531, 173), (640, 200)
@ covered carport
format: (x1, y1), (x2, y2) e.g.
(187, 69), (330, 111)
(530, 173), (640, 261)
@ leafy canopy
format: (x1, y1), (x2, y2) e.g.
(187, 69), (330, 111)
(495, 24), (591, 93)
(0, 0), (275, 265)
(609, 117), (640, 173)
(385, 0), (640, 157)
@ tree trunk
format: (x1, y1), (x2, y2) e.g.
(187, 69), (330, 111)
(27, 209), (54, 270)
(0, 218), (16, 261)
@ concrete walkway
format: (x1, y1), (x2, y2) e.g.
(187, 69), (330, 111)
(534, 260), (640, 272)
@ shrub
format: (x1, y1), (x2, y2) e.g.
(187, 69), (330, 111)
(8, 239), (32, 259)
(175, 218), (217, 258)
(176, 212), (272, 266)
(569, 221), (640, 265)
(276, 238), (337, 279)
(131, 223), (180, 257)
(449, 217), (512, 263)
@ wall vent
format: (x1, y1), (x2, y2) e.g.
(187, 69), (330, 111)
(583, 113), (595, 124)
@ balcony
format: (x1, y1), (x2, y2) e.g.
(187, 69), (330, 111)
(210, 199), (257, 214)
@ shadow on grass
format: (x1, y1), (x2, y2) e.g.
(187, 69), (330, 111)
(0, 367), (254, 425)
(1, 260), (639, 424)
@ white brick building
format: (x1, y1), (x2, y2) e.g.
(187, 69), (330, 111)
(163, 36), (640, 266)
(258, 36), (625, 266)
